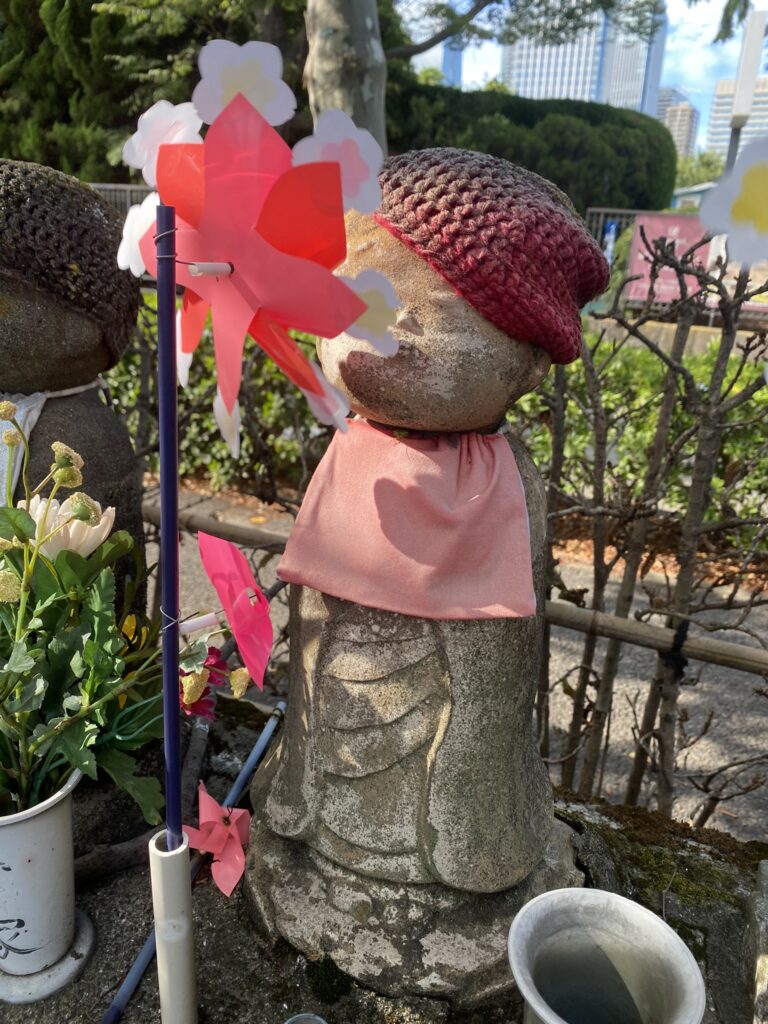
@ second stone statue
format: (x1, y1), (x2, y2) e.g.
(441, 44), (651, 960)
(247, 148), (609, 1006)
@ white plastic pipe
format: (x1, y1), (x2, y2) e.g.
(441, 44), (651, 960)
(508, 888), (706, 1024)
(179, 611), (221, 636)
(149, 831), (198, 1024)
(187, 262), (233, 277)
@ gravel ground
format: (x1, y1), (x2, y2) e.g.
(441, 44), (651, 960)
(156, 485), (767, 844)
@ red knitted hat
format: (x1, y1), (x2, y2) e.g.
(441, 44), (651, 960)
(374, 148), (609, 364)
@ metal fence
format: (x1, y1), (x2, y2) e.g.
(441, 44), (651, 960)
(90, 182), (151, 216)
(585, 207), (648, 244)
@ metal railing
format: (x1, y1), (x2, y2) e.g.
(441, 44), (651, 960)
(90, 182), (151, 216)
(585, 207), (649, 244)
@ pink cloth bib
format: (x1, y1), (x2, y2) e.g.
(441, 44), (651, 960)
(277, 419), (536, 620)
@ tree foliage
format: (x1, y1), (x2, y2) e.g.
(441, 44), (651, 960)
(387, 81), (677, 212)
(391, 0), (666, 59)
(675, 149), (725, 188)
(0, 0), (674, 210)
(392, 0), (746, 59)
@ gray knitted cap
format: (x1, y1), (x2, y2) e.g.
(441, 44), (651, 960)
(0, 159), (140, 363)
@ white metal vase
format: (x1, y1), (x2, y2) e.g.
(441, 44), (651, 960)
(0, 769), (95, 1003)
(508, 888), (706, 1024)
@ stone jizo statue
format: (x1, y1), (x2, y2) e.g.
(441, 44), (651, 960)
(0, 160), (142, 566)
(248, 149), (609, 1006)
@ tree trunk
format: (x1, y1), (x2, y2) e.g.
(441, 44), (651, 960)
(581, 316), (693, 800)
(653, 289), (742, 817)
(304, 0), (387, 151)
(537, 366), (567, 758)
(562, 343), (609, 791)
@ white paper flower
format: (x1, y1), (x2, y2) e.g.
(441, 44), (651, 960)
(213, 388), (242, 458)
(23, 495), (115, 560)
(122, 101), (203, 187)
(292, 109), (383, 213)
(192, 39), (296, 126)
(301, 364), (350, 432)
(117, 192), (159, 278)
(176, 309), (194, 389)
(699, 139), (768, 265)
(339, 270), (400, 355)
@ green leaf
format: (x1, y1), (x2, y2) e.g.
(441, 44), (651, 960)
(97, 748), (163, 825)
(54, 549), (90, 591)
(52, 720), (98, 780)
(179, 638), (209, 674)
(87, 531), (133, 573)
(0, 507), (36, 543)
(6, 675), (47, 714)
(5, 640), (35, 676)
(84, 569), (116, 645)
(44, 625), (90, 684)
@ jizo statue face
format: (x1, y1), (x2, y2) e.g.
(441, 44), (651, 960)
(318, 214), (552, 433)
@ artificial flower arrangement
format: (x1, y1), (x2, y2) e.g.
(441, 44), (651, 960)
(0, 406), (258, 822)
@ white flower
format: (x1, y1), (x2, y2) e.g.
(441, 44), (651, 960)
(22, 495), (115, 560)
(122, 101), (203, 187)
(213, 388), (242, 458)
(338, 270), (400, 356)
(117, 192), (160, 278)
(301, 363), (350, 432)
(699, 138), (768, 265)
(292, 109), (383, 213)
(192, 39), (296, 126)
(176, 309), (194, 389)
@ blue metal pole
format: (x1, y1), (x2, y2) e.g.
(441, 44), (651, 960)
(155, 203), (182, 851)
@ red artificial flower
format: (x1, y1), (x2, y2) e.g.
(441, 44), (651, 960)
(179, 646), (228, 720)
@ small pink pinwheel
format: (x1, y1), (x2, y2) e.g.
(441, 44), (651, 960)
(183, 782), (250, 896)
(197, 531), (273, 688)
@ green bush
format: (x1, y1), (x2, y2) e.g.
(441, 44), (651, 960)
(387, 81), (677, 213)
(509, 336), (768, 528)
(106, 297), (328, 498)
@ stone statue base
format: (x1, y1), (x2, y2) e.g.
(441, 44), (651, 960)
(245, 819), (582, 1008)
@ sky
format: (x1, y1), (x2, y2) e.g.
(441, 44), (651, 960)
(413, 0), (753, 150)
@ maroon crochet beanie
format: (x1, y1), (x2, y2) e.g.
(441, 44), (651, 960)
(374, 148), (609, 364)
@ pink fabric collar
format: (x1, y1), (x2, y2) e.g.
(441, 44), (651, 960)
(277, 419), (535, 620)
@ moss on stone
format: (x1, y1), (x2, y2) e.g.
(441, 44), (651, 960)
(556, 794), (766, 914)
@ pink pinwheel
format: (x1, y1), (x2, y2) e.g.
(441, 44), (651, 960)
(183, 782), (250, 896)
(138, 93), (367, 414)
(197, 531), (273, 688)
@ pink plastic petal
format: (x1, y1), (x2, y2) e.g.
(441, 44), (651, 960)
(230, 806), (250, 847)
(203, 93), (292, 229)
(180, 290), (209, 354)
(248, 311), (324, 396)
(197, 532), (273, 688)
(197, 781), (224, 825)
(211, 831), (246, 897)
(230, 587), (271, 690)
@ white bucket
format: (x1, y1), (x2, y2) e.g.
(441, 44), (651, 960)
(0, 770), (83, 976)
(508, 888), (706, 1024)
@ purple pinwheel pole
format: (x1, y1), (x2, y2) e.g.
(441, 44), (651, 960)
(151, 203), (198, 1023)
(155, 203), (183, 849)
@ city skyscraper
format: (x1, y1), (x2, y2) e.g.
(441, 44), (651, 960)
(664, 102), (700, 157)
(500, 7), (667, 114)
(441, 36), (464, 87)
(706, 77), (768, 157)
(657, 86), (689, 121)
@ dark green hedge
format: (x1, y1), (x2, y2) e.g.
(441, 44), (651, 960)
(386, 79), (677, 214)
